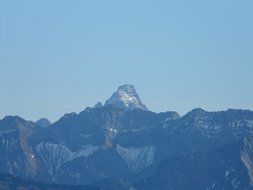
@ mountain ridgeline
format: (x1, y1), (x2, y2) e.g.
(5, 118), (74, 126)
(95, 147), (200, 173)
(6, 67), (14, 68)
(1, 85), (253, 190)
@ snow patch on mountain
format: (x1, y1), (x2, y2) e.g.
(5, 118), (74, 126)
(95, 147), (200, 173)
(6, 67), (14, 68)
(36, 143), (72, 179)
(116, 144), (155, 172)
(105, 84), (148, 111)
(36, 143), (98, 180)
(246, 120), (253, 128)
(1, 136), (19, 150)
(67, 144), (98, 161)
(230, 120), (253, 139)
(0, 129), (17, 136)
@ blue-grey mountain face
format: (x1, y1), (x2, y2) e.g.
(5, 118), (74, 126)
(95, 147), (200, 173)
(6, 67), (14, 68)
(94, 102), (103, 108)
(0, 173), (100, 190)
(0, 85), (253, 190)
(36, 118), (51, 128)
(0, 116), (39, 178)
(138, 139), (253, 190)
(105, 84), (148, 111)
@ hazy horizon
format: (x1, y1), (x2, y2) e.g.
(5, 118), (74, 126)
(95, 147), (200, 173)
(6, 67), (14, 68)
(0, 82), (252, 123)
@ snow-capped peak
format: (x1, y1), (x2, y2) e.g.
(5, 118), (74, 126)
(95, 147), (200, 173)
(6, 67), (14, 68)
(105, 84), (148, 111)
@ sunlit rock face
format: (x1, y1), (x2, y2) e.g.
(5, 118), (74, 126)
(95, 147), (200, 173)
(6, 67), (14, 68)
(105, 84), (148, 111)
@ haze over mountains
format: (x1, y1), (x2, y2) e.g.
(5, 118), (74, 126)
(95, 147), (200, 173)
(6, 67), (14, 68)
(0, 84), (253, 190)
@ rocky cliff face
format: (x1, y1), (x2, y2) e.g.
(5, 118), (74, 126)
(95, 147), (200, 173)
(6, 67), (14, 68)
(105, 84), (148, 111)
(0, 116), (38, 178)
(1, 108), (253, 190)
(1, 85), (253, 190)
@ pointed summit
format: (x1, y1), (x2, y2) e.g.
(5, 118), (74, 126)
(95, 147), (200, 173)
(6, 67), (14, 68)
(105, 84), (148, 111)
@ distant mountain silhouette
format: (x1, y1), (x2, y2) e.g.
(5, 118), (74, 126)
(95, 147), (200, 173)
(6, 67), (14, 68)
(36, 118), (51, 128)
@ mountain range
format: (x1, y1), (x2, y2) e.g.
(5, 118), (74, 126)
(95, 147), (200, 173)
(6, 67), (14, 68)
(0, 84), (253, 190)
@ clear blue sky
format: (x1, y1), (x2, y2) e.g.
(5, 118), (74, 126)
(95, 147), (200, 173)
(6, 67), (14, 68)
(0, 0), (252, 122)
